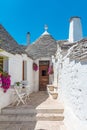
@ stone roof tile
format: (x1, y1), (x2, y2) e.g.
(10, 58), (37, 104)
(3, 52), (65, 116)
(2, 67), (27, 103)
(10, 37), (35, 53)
(26, 33), (57, 59)
(69, 38), (87, 61)
(0, 24), (26, 55)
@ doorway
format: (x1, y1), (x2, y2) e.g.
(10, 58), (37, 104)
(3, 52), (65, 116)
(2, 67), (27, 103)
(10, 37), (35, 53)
(39, 61), (49, 91)
(22, 61), (27, 80)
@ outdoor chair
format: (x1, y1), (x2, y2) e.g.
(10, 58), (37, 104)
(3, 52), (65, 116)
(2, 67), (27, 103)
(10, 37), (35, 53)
(12, 80), (30, 106)
(21, 80), (30, 101)
(13, 86), (27, 106)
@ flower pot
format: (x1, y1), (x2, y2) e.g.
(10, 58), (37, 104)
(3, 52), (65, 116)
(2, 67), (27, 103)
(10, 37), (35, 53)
(48, 86), (54, 91)
(51, 93), (58, 99)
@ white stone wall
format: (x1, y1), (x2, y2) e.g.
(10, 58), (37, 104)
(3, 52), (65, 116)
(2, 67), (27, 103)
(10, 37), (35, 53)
(59, 59), (87, 121)
(0, 52), (23, 85)
(0, 88), (15, 111)
(52, 42), (87, 129)
(8, 55), (23, 85)
(0, 51), (34, 110)
(26, 58), (34, 93)
(33, 59), (39, 92)
(6, 54), (34, 94)
(58, 58), (87, 129)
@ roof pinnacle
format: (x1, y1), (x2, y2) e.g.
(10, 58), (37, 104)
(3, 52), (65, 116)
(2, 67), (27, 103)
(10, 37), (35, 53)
(42, 24), (49, 35)
(44, 24), (48, 32)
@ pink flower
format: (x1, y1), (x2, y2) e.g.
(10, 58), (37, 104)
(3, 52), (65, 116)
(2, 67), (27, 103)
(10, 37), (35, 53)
(1, 74), (11, 93)
(33, 63), (38, 71)
(48, 65), (54, 74)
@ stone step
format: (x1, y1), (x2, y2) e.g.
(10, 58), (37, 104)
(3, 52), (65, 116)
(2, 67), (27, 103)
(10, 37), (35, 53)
(1, 107), (64, 114)
(60, 125), (67, 130)
(48, 91), (58, 100)
(35, 121), (63, 130)
(0, 121), (64, 130)
(36, 113), (64, 121)
(0, 121), (36, 130)
(0, 113), (64, 121)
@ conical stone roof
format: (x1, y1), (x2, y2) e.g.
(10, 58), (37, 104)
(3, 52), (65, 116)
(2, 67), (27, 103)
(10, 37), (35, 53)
(26, 32), (57, 60)
(0, 24), (26, 54)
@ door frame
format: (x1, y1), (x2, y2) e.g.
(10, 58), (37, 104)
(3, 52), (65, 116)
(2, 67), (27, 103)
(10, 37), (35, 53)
(22, 60), (27, 80)
(39, 60), (49, 91)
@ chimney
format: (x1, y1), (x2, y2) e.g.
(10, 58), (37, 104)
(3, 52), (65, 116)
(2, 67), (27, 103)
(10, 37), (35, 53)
(27, 32), (30, 45)
(69, 16), (83, 43)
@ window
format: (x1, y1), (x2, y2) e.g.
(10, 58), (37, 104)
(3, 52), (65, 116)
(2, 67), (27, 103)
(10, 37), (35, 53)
(42, 70), (46, 76)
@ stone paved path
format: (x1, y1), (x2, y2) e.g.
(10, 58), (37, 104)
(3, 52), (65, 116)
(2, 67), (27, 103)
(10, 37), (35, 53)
(0, 91), (66, 130)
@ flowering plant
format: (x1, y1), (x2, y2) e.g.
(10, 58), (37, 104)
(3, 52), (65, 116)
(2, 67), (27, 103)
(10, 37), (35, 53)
(33, 63), (38, 71)
(15, 82), (21, 86)
(0, 72), (11, 93)
(48, 65), (54, 74)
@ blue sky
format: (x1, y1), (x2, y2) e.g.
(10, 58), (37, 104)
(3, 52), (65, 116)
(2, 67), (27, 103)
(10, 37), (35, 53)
(0, 0), (87, 45)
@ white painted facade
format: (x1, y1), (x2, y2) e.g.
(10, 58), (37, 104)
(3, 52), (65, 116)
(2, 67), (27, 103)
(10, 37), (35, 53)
(0, 88), (15, 112)
(0, 50), (34, 110)
(0, 51), (53, 110)
(53, 45), (87, 130)
(69, 17), (83, 43)
(33, 57), (53, 92)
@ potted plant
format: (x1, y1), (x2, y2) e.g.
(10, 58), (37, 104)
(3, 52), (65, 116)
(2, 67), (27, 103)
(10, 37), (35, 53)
(33, 63), (38, 71)
(48, 85), (54, 91)
(51, 93), (58, 99)
(15, 82), (21, 86)
(1, 72), (11, 93)
(48, 64), (54, 74)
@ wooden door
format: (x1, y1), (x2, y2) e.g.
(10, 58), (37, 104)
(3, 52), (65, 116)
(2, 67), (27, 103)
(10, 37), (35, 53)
(39, 61), (49, 91)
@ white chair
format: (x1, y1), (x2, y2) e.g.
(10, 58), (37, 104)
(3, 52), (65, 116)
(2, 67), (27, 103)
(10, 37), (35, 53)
(24, 86), (30, 102)
(20, 80), (30, 101)
(13, 86), (26, 106)
(21, 80), (28, 87)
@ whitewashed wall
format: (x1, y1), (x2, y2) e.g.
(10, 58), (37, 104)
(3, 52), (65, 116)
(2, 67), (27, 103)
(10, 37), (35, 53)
(0, 52), (23, 85)
(52, 44), (87, 129)
(33, 59), (39, 92)
(7, 54), (34, 93)
(58, 58), (87, 130)
(59, 59), (87, 120)
(0, 88), (15, 111)
(0, 51), (34, 110)
(8, 54), (23, 85)
(26, 57), (34, 93)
